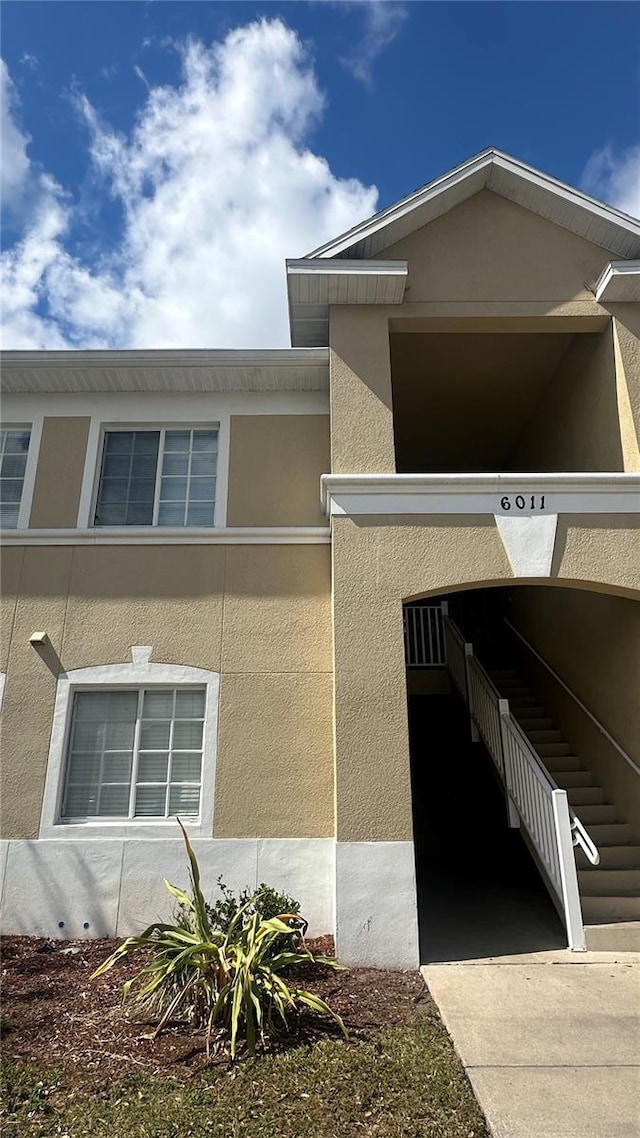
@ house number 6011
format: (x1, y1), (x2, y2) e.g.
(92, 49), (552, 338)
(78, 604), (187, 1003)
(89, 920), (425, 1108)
(500, 494), (546, 511)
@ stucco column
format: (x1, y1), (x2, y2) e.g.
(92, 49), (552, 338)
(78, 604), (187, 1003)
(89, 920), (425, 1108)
(329, 308), (396, 474)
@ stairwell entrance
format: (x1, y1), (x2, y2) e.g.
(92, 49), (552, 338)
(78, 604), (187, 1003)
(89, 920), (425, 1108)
(405, 584), (640, 960)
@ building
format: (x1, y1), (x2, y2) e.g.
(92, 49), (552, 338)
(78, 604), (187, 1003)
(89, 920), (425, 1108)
(1, 148), (639, 965)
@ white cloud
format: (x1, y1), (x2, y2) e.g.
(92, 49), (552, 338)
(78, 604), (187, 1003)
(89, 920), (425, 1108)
(1, 60), (31, 209)
(0, 18), (378, 349)
(582, 144), (640, 219)
(340, 0), (407, 86)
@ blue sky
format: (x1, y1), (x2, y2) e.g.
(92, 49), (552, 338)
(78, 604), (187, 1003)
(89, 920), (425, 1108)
(2, 1), (639, 349)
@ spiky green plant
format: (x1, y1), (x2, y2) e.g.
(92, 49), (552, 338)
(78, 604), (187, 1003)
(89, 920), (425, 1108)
(92, 821), (347, 1058)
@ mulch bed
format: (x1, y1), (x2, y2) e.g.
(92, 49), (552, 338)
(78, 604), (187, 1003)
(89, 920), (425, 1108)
(0, 935), (434, 1091)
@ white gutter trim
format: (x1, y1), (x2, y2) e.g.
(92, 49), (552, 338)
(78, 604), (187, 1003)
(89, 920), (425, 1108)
(0, 347), (330, 369)
(594, 260), (640, 302)
(321, 472), (640, 516)
(286, 259), (408, 277)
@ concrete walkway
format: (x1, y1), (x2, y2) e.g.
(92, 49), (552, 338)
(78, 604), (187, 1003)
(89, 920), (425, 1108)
(422, 949), (640, 1138)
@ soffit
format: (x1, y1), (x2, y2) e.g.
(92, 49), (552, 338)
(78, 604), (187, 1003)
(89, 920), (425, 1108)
(1, 348), (329, 394)
(286, 260), (408, 348)
(594, 261), (640, 303)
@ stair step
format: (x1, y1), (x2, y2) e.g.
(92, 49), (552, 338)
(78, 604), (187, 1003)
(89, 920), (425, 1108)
(578, 868), (640, 895)
(581, 896), (640, 922)
(490, 669), (519, 680)
(576, 804), (619, 824)
(584, 921), (640, 951)
(513, 706), (547, 719)
(526, 728), (564, 743)
(567, 786), (605, 805)
(543, 755), (583, 772)
(536, 742), (572, 757)
(577, 845), (640, 870)
(508, 696), (539, 708)
(518, 717), (554, 731)
(586, 822), (632, 845)
(498, 686), (532, 698)
(552, 770), (593, 788)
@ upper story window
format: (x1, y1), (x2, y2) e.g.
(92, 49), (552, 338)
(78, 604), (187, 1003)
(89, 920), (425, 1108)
(94, 427), (218, 527)
(0, 426), (31, 528)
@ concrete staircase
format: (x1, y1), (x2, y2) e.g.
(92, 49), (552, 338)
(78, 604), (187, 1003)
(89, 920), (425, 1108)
(490, 668), (640, 952)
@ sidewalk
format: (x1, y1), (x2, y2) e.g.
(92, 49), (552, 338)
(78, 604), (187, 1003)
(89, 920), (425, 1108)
(422, 949), (640, 1138)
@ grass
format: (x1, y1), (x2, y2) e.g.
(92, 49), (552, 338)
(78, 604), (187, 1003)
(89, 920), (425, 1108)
(1, 1020), (488, 1138)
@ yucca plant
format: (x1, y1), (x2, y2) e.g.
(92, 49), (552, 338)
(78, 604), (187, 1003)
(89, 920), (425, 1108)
(92, 821), (347, 1058)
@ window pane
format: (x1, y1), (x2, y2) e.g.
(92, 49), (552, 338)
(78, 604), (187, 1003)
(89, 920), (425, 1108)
(0, 505), (19, 528)
(171, 753), (202, 782)
(71, 721), (105, 750)
(189, 477), (216, 501)
(168, 785), (201, 815)
(2, 430), (30, 455)
(104, 720), (135, 749)
(190, 452), (216, 477)
(157, 502), (186, 526)
(108, 692), (139, 720)
(75, 692), (111, 720)
(175, 690), (205, 718)
(95, 432), (158, 527)
(143, 691), (174, 718)
(135, 786), (167, 817)
(192, 430), (218, 452)
(102, 753), (132, 782)
(186, 501), (214, 526)
(173, 720), (203, 749)
(137, 753), (169, 782)
(65, 753), (101, 784)
(164, 430), (191, 451)
(1, 454), (27, 479)
(161, 452), (189, 477)
(64, 784), (98, 817)
(139, 720), (171, 749)
(160, 477), (188, 502)
(98, 785), (131, 816)
(0, 479), (24, 504)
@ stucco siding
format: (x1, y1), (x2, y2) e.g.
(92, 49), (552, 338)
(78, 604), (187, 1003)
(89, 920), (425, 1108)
(0, 543), (333, 841)
(29, 417), (90, 528)
(227, 414), (330, 526)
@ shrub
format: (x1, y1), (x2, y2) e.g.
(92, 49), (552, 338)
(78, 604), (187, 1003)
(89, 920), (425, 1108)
(204, 878), (301, 935)
(92, 821), (347, 1059)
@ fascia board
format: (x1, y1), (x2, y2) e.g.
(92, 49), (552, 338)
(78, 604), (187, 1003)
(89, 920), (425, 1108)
(594, 260), (640, 302)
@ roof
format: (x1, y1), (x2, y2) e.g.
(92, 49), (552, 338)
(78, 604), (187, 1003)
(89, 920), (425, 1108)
(306, 147), (640, 261)
(288, 148), (640, 345)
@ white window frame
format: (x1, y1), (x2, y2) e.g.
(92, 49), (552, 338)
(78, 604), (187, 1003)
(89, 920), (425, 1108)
(39, 651), (219, 840)
(0, 418), (43, 529)
(89, 422), (225, 530)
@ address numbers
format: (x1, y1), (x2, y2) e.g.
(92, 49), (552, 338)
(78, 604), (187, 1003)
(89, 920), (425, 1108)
(499, 494), (546, 511)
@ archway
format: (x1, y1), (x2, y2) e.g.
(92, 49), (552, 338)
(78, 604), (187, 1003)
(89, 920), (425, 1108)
(404, 581), (640, 961)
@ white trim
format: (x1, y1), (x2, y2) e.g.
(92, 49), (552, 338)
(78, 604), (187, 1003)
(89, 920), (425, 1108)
(1, 526), (331, 546)
(0, 672), (5, 714)
(287, 259), (408, 279)
(505, 619), (640, 779)
(2, 392), (329, 420)
(287, 259), (408, 347)
(39, 653), (220, 841)
(321, 472), (640, 517)
(594, 260), (640, 302)
(0, 416), (43, 529)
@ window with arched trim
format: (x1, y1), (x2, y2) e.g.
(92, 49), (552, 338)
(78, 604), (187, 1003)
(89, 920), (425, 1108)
(39, 650), (219, 841)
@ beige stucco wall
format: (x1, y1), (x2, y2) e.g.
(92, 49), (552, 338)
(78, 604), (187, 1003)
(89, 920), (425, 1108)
(506, 327), (624, 471)
(331, 514), (640, 843)
(29, 417), (90, 528)
(227, 415), (329, 526)
(328, 192), (632, 479)
(509, 586), (640, 840)
(382, 190), (616, 304)
(0, 543), (333, 841)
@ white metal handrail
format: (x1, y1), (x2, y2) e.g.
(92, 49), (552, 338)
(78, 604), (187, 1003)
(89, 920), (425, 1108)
(442, 609), (468, 701)
(441, 612), (600, 951)
(404, 604), (446, 667)
(500, 709), (586, 950)
(467, 654), (505, 777)
(504, 618), (639, 779)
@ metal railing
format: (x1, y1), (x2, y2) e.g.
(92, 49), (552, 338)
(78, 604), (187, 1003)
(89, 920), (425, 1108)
(403, 604), (446, 667)
(441, 612), (600, 952)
